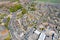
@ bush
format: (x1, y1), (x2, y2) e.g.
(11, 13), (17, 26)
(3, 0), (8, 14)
(4, 17), (10, 29)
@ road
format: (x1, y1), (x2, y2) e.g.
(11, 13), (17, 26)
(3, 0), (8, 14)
(8, 12), (18, 40)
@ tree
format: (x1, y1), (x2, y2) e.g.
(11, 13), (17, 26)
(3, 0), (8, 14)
(21, 8), (27, 14)
(9, 4), (22, 12)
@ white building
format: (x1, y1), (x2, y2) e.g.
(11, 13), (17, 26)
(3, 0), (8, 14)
(38, 32), (46, 40)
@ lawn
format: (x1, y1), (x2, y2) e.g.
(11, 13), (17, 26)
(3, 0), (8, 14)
(4, 33), (11, 40)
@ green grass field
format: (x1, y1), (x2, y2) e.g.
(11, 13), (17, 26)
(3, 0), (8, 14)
(38, 0), (60, 3)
